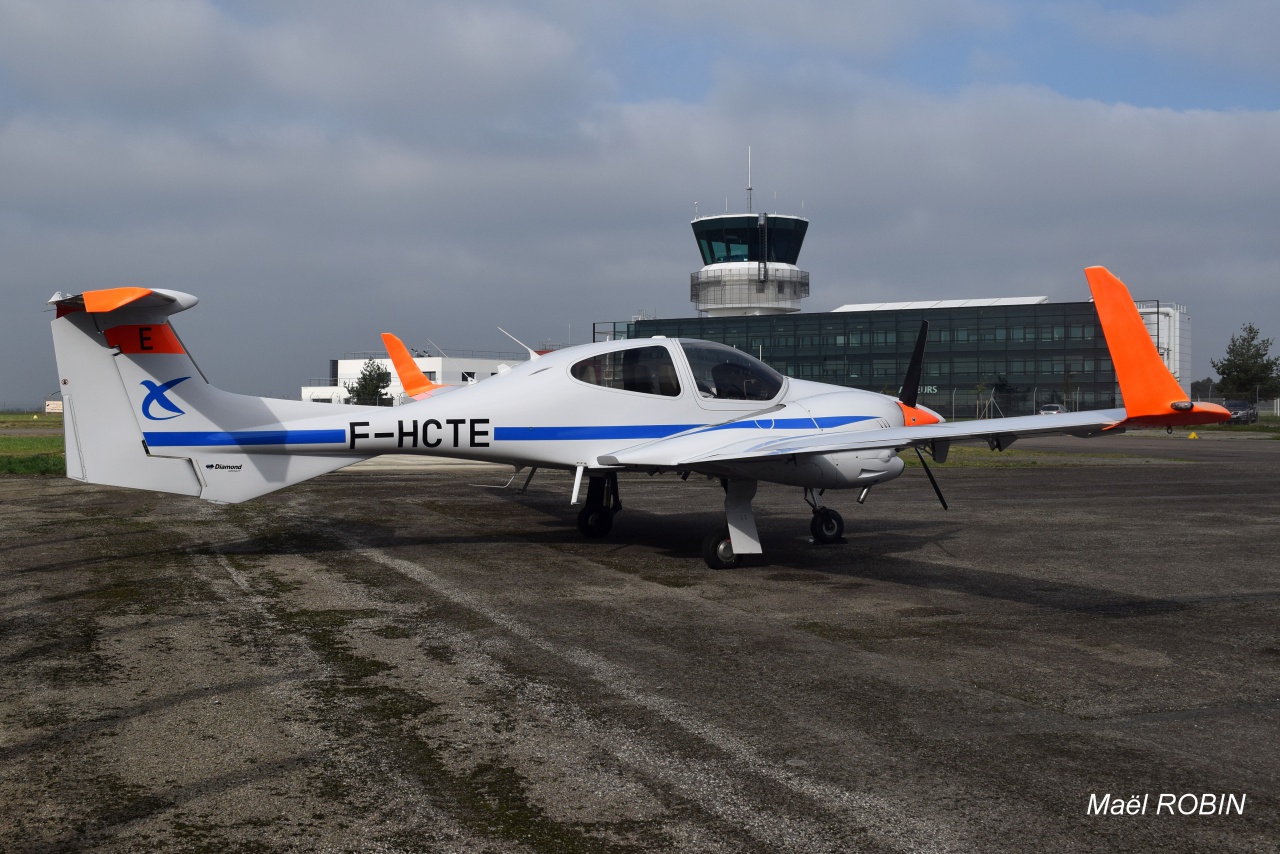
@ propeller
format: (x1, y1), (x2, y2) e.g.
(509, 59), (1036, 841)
(913, 446), (949, 510)
(898, 321), (947, 509)
(898, 320), (929, 408)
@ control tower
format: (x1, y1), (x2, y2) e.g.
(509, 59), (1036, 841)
(689, 211), (810, 316)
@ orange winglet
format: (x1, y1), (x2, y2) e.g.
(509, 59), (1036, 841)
(897, 401), (941, 427)
(82, 287), (154, 313)
(381, 332), (444, 399)
(1086, 267), (1229, 427)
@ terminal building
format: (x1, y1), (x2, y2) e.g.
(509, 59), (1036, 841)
(596, 208), (1190, 420)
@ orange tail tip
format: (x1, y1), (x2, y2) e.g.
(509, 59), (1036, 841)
(1085, 267), (1229, 427)
(83, 287), (155, 313)
(49, 287), (155, 316)
(380, 332), (444, 399)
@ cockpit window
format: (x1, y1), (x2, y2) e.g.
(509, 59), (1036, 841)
(570, 345), (681, 397)
(680, 341), (784, 401)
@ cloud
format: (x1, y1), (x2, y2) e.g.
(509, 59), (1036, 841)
(641, 0), (1011, 60)
(0, 0), (250, 113)
(2, 1), (1277, 403)
(0, 0), (608, 140)
(1054, 1), (1280, 73)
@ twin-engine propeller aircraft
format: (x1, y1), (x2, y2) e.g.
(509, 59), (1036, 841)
(48, 267), (1228, 568)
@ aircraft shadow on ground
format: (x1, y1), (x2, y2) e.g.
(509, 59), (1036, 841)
(132, 480), (1188, 620)
(279, 491), (1186, 618)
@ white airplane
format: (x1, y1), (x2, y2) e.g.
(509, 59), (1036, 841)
(48, 267), (1228, 568)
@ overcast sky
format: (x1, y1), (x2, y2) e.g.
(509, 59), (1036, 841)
(3, 0), (1278, 404)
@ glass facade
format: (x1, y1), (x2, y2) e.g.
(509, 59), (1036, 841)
(595, 301), (1120, 419)
(691, 215), (808, 265)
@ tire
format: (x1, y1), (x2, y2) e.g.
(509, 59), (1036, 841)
(702, 525), (740, 570)
(809, 508), (844, 544)
(577, 506), (613, 538)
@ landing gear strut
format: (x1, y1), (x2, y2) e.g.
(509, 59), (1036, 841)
(702, 478), (762, 569)
(804, 487), (844, 544)
(576, 472), (621, 538)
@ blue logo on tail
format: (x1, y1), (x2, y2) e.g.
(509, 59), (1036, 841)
(140, 377), (190, 420)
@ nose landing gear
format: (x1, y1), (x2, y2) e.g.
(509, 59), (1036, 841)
(804, 487), (844, 544)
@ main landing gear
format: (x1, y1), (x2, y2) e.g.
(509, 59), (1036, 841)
(576, 472), (621, 538)
(702, 478), (763, 570)
(804, 487), (844, 544)
(702, 482), (851, 569)
(702, 525), (739, 570)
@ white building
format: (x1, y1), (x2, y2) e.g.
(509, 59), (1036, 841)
(302, 350), (527, 404)
(1135, 300), (1191, 390)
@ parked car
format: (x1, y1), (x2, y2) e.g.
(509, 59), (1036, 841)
(1038, 403), (1066, 415)
(1224, 399), (1258, 425)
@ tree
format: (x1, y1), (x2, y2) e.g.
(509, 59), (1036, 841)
(344, 359), (391, 406)
(1189, 377), (1213, 399)
(1211, 323), (1280, 399)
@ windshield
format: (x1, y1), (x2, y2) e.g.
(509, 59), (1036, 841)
(679, 341), (784, 402)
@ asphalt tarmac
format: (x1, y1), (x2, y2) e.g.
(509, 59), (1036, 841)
(1, 431), (1276, 852)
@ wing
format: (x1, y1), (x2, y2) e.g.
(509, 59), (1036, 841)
(598, 408), (1127, 468)
(600, 266), (1229, 470)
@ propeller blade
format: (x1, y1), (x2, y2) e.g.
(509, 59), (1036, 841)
(898, 320), (930, 408)
(913, 446), (949, 510)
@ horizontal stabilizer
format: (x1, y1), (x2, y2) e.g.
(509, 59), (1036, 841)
(50, 287), (199, 318)
(189, 453), (367, 503)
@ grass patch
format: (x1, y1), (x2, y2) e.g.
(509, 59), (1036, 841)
(1193, 419), (1280, 435)
(0, 454), (65, 474)
(0, 435), (65, 474)
(0, 412), (62, 428)
(900, 444), (1159, 468)
(1, 435), (64, 454)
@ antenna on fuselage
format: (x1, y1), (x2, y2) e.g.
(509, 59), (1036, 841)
(497, 327), (541, 361)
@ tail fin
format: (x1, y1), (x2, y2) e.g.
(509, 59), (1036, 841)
(1085, 267), (1229, 428)
(50, 288), (369, 502)
(380, 332), (448, 400)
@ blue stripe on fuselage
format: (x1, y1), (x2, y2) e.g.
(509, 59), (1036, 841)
(492, 424), (699, 441)
(143, 429), (348, 447)
(144, 416), (881, 447)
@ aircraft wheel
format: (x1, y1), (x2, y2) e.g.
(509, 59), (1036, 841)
(577, 506), (614, 538)
(810, 508), (844, 544)
(702, 525), (740, 570)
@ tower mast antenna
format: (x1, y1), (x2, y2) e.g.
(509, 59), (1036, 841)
(747, 145), (753, 214)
